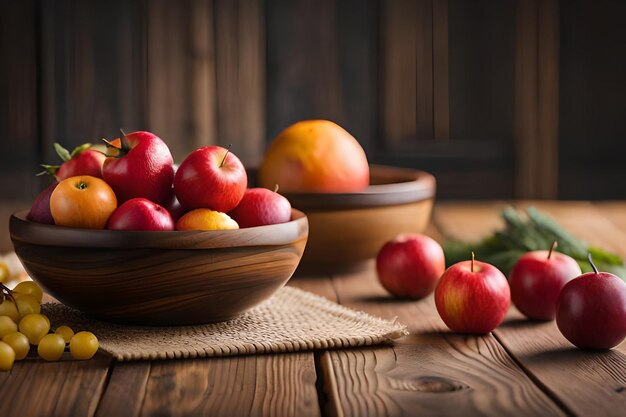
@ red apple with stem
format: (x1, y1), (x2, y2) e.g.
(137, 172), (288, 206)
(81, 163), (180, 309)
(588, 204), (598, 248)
(39, 143), (105, 180)
(435, 253), (511, 334)
(375, 234), (445, 299)
(174, 145), (247, 213)
(509, 241), (582, 320)
(556, 254), (626, 350)
(102, 131), (174, 205)
(107, 198), (174, 231)
(228, 187), (292, 228)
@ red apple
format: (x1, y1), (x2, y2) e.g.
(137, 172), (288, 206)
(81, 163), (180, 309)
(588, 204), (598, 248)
(107, 198), (174, 231)
(435, 254), (511, 334)
(27, 182), (58, 224)
(103, 131), (174, 205)
(556, 256), (626, 350)
(375, 234), (445, 299)
(228, 188), (291, 228)
(174, 146), (247, 213)
(509, 242), (582, 320)
(40, 143), (105, 180)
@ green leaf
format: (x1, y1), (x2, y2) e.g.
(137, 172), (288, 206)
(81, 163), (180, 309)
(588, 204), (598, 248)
(69, 143), (92, 158)
(54, 143), (72, 162)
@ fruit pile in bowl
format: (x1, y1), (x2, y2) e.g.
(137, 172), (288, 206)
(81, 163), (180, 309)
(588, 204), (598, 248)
(256, 120), (436, 275)
(10, 132), (308, 325)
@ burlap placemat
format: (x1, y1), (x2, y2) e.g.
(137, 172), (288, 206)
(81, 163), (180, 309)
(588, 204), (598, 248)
(41, 286), (408, 361)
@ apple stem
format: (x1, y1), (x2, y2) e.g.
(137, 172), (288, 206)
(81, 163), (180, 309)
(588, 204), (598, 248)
(471, 251), (475, 273)
(587, 253), (599, 275)
(548, 240), (558, 260)
(274, 184), (279, 193)
(220, 144), (232, 168)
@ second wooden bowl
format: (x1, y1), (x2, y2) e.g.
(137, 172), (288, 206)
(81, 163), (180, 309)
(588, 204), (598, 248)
(9, 209), (308, 325)
(284, 165), (435, 275)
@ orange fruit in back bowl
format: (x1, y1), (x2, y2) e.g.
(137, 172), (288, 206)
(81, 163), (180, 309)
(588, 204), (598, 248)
(176, 208), (239, 231)
(258, 120), (369, 193)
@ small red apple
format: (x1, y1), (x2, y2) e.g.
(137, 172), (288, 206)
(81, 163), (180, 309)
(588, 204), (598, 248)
(556, 255), (626, 350)
(509, 242), (582, 320)
(435, 254), (511, 334)
(174, 146), (247, 213)
(228, 188), (292, 228)
(27, 182), (58, 224)
(375, 234), (445, 299)
(107, 198), (174, 231)
(40, 143), (105, 181)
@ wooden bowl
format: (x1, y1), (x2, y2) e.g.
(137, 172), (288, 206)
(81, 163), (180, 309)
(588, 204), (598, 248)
(9, 210), (308, 325)
(285, 165), (435, 275)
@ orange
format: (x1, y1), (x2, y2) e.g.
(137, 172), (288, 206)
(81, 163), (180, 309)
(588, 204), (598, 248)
(176, 209), (239, 231)
(258, 120), (369, 193)
(50, 175), (117, 229)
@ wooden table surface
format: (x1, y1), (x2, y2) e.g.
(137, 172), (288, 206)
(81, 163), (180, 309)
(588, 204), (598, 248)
(1, 201), (625, 417)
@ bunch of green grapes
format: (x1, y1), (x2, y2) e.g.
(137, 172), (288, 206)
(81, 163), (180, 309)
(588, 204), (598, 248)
(0, 280), (99, 371)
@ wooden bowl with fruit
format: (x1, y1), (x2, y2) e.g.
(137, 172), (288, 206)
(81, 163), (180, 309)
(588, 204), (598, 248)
(258, 120), (436, 275)
(11, 132), (308, 325)
(10, 209), (308, 325)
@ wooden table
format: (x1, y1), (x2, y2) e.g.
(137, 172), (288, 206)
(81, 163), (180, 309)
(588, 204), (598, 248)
(1, 201), (625, 417)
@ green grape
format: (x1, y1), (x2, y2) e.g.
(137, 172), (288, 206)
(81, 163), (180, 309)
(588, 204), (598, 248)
(0, 299), (20, 323)
(14, 293), (41, 317)
(0, 315), (17, 338)
(0, 341), (15, 371)
(55, 325), (74, 343)
(13, 281), (43, 303)
(2, 332), (29, 360)
(70, 331), (99, 360)
(18, 314), (50, 345)
(38, 334), (65, 361)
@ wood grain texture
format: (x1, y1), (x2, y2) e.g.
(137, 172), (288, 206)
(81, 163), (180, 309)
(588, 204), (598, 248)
(146, 0), (217, 162)
(0, 354), (112, 417)
(10, 210), (308, 325)
(433, 0), (449, 141)
(318, 268), (565, 417)
(94, 362), (151, 417)
(435, 201), (626, 416)
(39, 0), (146, 160)
(214, 0), (265, 165)
(514, 0), (559, 199)
(0, 0), (40, 200)
(266, 0), (377, 151)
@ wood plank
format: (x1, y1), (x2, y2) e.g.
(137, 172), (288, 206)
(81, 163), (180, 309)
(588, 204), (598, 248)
(318, 266), (565, 417)
(514, 0), (559, 199)
(146, 0), (217, 162)
(0, 354), (112, 417)
(381, 0), (433, 146)
(433, 0), (449, 141)
(94, 362), (151, 417)
(266, 0), (377, 151)
(133, 354), (320, 417)
(214, 0), (265, 165)
(0, 0), (40, 200)
(435, 202), (626, 416)
(39, 0), (145, 161)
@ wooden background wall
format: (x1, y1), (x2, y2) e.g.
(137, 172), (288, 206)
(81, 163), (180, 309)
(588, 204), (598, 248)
(1, 0), (625, 202)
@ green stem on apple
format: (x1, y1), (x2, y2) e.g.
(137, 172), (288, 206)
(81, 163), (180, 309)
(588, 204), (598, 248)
(588, 253), (600, 275)
(548, 240), (558, 260)
(220, 144), (232, 168)
(471, 251), (475, 272)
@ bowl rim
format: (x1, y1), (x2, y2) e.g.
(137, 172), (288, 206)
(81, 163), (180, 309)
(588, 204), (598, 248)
(10, 209), (308, 250)
(281, 164), (436, 211)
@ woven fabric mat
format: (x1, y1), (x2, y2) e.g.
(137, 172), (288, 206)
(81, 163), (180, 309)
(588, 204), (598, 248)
(41, 286), (407, 361)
